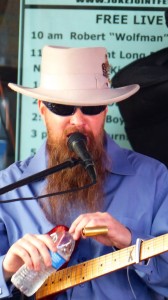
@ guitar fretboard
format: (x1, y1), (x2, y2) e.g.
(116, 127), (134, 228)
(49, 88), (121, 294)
(36, 233), (168, 300)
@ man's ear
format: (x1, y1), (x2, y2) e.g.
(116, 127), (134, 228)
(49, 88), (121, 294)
(38, 100), (46, 125)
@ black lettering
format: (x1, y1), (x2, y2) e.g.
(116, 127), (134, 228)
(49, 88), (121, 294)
(31, 49), (42, 57)
(30, 148), (36, 155)
(106, 115), (112, 123)
(33, 65), (40, 72)
(32, 31), (44, 39)
(41, 132), (47, 139)
(31, 130), (37, 138)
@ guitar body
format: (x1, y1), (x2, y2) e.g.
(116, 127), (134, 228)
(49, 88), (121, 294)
(48, 224), (69, 236)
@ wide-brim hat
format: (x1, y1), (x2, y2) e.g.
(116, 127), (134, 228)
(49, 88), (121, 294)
(8, 46), (139, 106)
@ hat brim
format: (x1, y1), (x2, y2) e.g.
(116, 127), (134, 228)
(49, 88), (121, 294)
(8, 83), (139, 106)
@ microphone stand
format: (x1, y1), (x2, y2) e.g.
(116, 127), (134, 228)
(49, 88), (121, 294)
(0, 158), (81, 195)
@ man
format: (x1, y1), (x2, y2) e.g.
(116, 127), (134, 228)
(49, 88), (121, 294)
(0, 46), (168, 300)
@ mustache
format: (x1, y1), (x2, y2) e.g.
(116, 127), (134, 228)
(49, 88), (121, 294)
(64, 127), (88, 138)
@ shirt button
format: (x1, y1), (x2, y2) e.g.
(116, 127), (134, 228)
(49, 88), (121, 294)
(77, 257), (87, 263)
(81, 257), (87, 261)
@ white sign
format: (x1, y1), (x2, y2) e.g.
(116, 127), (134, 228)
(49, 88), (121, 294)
(16, 0), (168, 160)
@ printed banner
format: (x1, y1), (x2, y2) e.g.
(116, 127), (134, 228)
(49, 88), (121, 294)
(16, 0), (168, 159)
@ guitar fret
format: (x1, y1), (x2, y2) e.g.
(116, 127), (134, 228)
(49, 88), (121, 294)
(76, 262), (84, 283)
(81, 262), (89, 282)
(66, 266), (73, 287)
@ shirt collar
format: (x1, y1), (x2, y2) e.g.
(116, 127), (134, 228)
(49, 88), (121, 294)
(104, 134), (136, 176)
(21, 134), (135, 179)
(19, 142), (47, 179)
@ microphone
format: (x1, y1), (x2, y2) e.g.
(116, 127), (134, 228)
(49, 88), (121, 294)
(67, 132), (97, 183)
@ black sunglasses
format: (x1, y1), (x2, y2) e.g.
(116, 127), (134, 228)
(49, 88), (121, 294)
(43, 101), (106, 116)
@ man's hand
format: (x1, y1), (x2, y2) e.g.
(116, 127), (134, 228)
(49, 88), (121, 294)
(69, 212), (132, 249)
(3, 233), (56, 281)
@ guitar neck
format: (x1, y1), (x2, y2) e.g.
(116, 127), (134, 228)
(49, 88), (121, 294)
(36, 233), (168, 300)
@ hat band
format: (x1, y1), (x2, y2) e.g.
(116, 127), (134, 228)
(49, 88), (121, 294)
(40, 73), (109, 90)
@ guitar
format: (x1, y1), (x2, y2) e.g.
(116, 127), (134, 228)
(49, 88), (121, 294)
(35, 229), (168, 300)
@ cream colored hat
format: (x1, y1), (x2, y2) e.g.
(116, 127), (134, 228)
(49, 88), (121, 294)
(8, 46), (139, 106)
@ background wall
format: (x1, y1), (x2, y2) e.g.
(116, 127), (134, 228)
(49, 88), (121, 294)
(0, 0), (19, 169)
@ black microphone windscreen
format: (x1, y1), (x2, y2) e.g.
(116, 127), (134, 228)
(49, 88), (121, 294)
(67, 132), (97, 183)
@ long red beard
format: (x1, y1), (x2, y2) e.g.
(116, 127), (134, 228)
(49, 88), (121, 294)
(39, 128), (108, 227)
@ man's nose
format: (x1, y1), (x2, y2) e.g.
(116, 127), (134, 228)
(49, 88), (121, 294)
(70, 108), (86, 126)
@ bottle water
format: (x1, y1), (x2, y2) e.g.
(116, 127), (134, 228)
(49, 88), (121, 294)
(11, 231), (75, 297)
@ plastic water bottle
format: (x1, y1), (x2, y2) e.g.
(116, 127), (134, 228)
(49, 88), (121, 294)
(11, 231), (75, 297)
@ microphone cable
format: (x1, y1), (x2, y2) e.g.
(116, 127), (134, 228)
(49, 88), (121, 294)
(0, 180), (96, 204)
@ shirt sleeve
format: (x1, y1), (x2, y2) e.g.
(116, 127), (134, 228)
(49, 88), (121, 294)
(128, 166), (168, 297)
(0, 255), (13, 298)
(0, 212), (13, 298)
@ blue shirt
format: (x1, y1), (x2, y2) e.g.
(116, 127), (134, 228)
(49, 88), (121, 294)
(0, 134), (168, 299)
